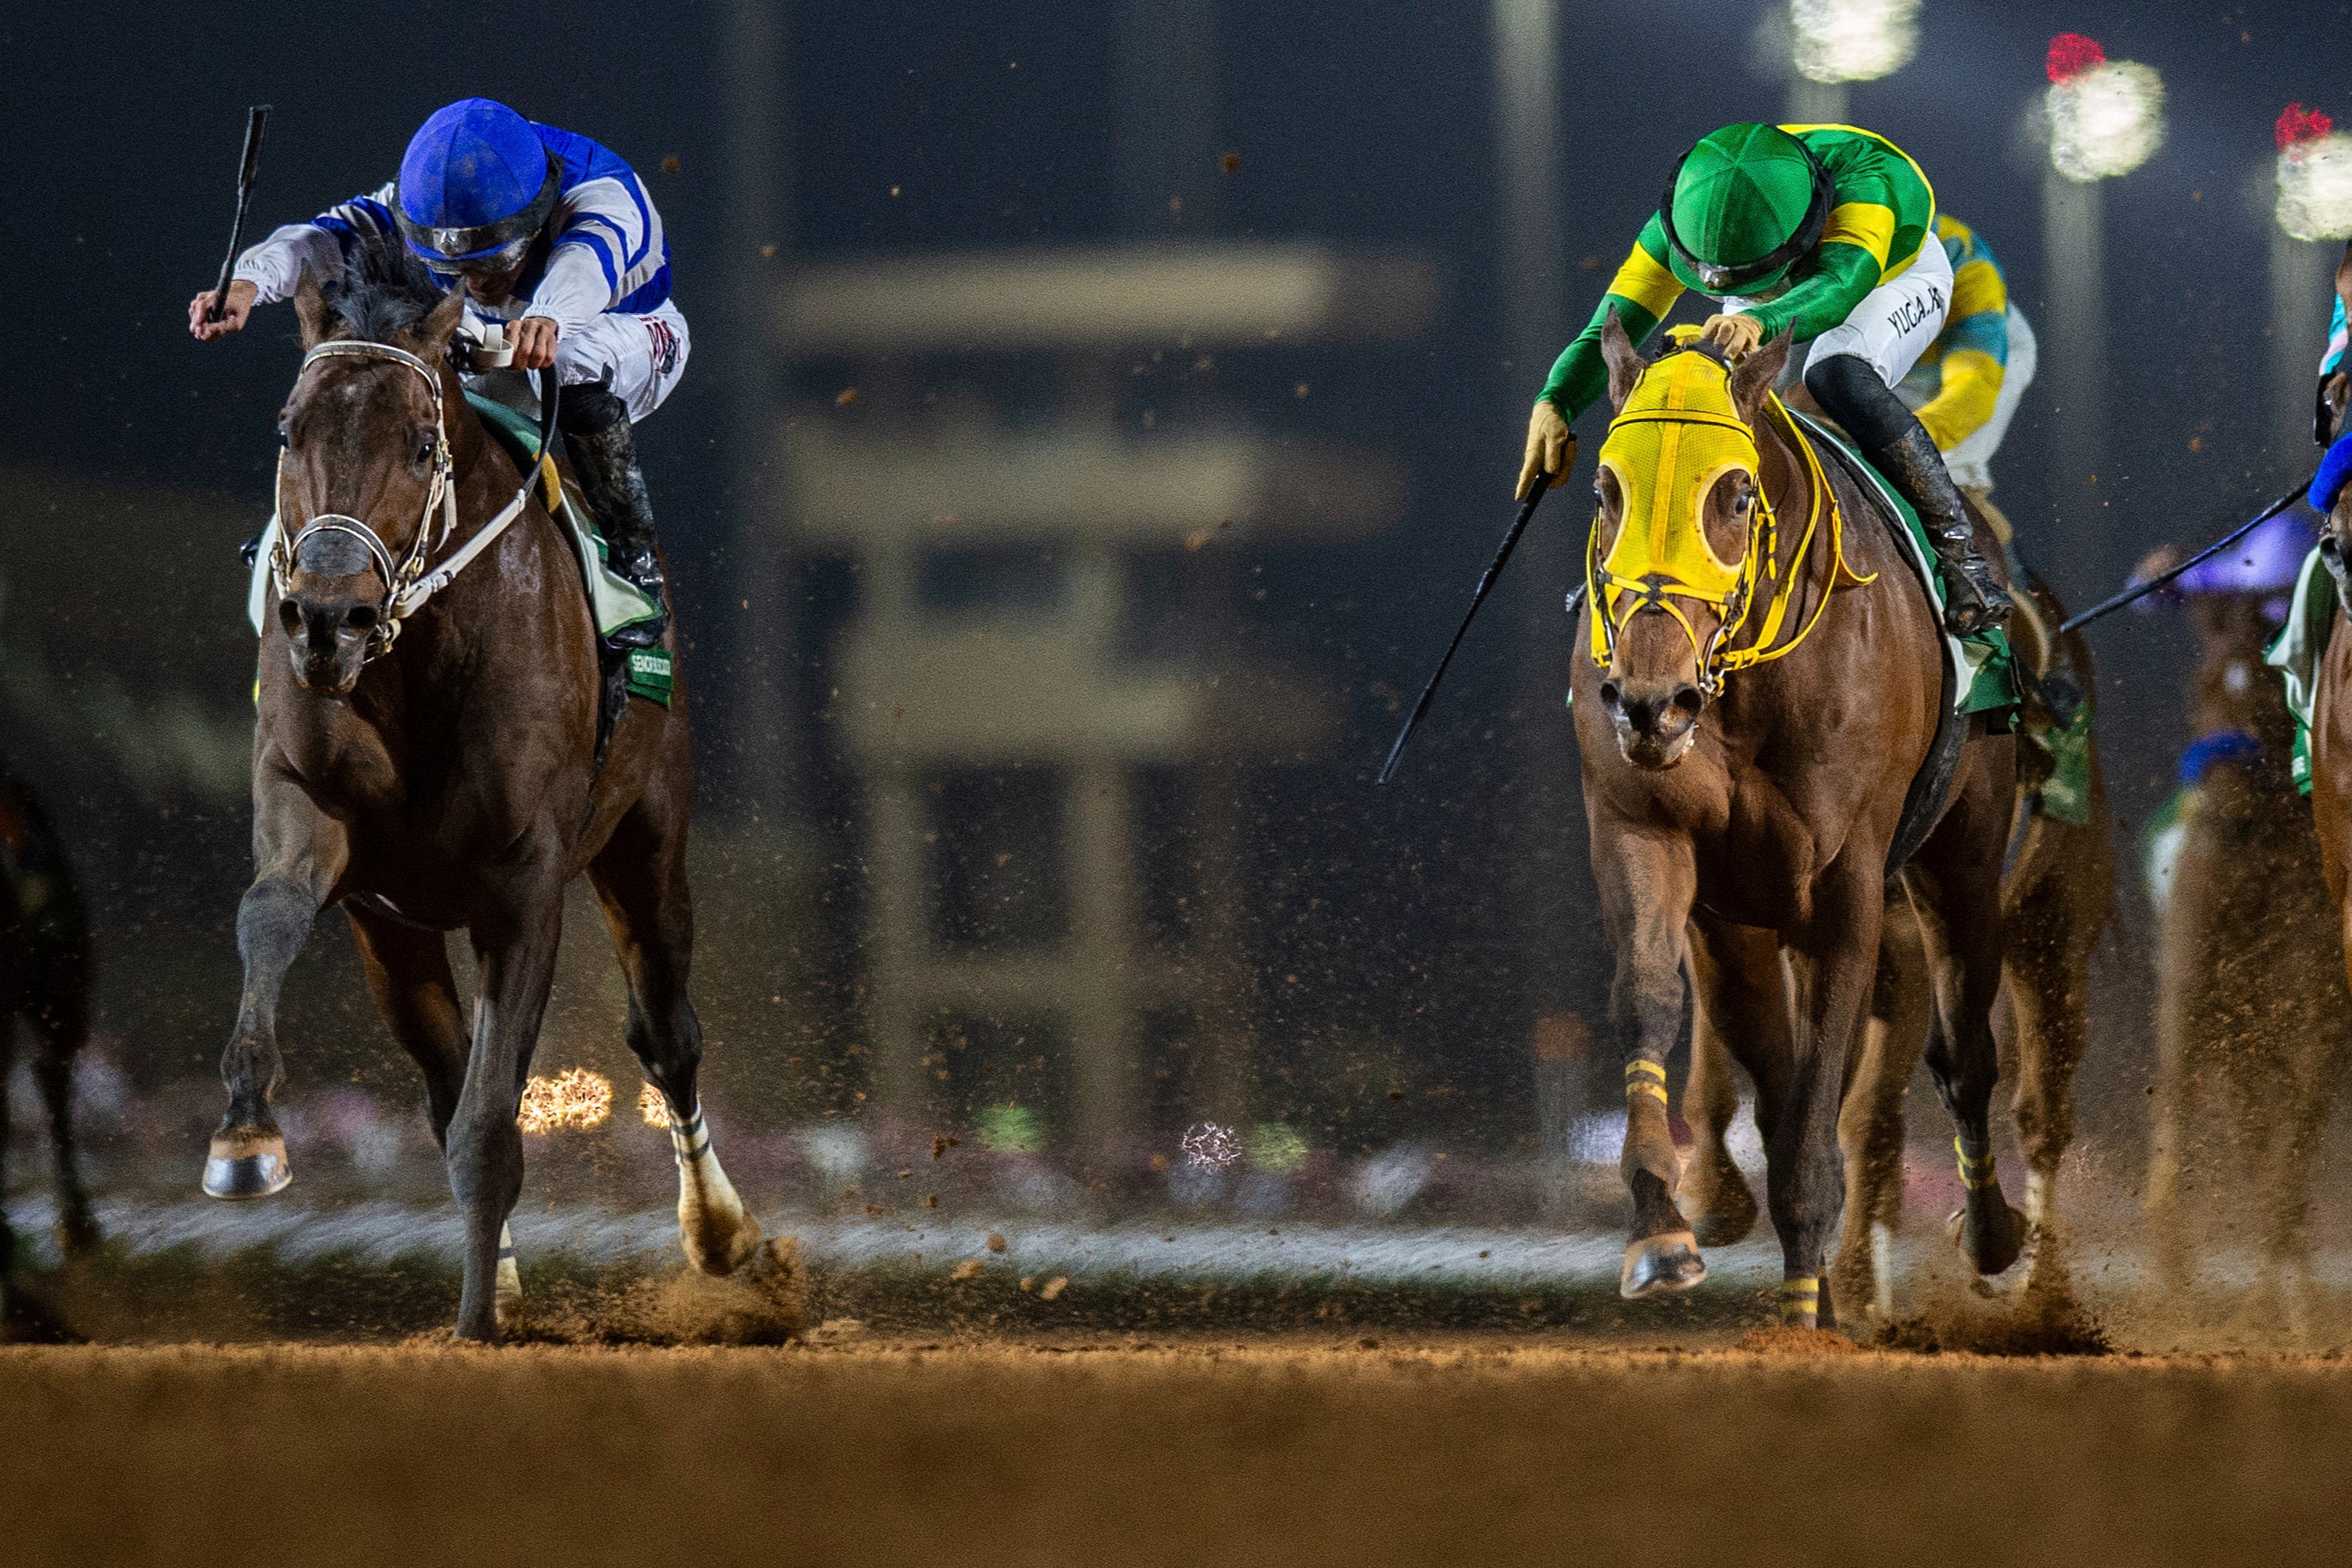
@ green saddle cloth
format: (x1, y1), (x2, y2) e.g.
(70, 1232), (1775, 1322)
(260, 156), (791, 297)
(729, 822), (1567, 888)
(2264, 544), (2334, 797)
(464, 392), (672, 704)
(1785, 408), (2022, 729)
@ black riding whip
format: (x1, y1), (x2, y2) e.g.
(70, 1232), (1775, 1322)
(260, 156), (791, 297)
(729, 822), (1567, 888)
(205, 105), (272, 322)
(2056, 476), (2313, 635)
(1374, 473), (1551, 787)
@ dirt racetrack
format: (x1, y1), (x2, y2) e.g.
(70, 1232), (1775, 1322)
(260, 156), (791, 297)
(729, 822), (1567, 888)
(4, 1338), (2349, 1567)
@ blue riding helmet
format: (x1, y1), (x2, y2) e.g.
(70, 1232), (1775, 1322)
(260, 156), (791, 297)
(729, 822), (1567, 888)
(395, 98), (559, 274)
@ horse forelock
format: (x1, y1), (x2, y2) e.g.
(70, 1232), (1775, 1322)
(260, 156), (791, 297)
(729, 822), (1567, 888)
(323, 240), (448, 347)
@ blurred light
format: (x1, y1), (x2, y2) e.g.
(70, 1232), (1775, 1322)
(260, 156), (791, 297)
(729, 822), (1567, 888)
(637, 1082), (672, 1129)
(516, 1068), (613, 1133)
(2045, 35), (2165, 183)
(1181, 1120), (1241, 1168)
(2277, 104), (2352, 241)
(976, 1102), (1043, 1154)
(1789, 0), (1920, 84)
(1244, 1122), (1309, 1173)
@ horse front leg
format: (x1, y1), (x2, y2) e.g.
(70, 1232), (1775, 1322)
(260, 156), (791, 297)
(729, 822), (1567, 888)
(1683, 918), (1789, 1250)
(445, 886), (564, 1343)
(1594, 830), (1703, 1300)
(1770, 860), (1884, 1331)
(205, 787), (347, 1198)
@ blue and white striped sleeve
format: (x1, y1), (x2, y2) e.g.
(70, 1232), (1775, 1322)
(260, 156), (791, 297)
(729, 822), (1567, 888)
(526, 170), (668, 333)
(2325, 292), (2348, 378)
(232, 182), (401, 305)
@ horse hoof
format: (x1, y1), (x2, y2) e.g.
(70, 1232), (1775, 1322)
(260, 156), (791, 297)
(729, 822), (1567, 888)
(683, 1203), (764, 1278)
(202, 1131), (291, 1199)
(1621, 1231), (1708, 1299)
(1686, 1166), (1760, 1249)
(54, 1211), (102, 1259)
(1946, 1191), (2024, 1277)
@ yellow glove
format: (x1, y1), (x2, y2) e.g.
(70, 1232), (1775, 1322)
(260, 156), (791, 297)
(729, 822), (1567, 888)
(1519, 401), (1577, 500)
(1700, 312), (1764, 360)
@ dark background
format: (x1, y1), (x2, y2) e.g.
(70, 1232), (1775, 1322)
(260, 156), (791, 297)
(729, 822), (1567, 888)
(0, 0), (2343, 1159)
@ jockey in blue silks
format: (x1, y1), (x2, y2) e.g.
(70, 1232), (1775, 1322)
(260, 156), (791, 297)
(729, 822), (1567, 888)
(2313, 291), (2352, 517)
(190, 98), (684, 645)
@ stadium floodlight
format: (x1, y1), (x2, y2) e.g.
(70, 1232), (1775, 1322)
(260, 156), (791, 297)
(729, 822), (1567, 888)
(2276, 103), (2352, 241)
(2045, 33), (2166, 183)
(1788, 0), (1921, 85)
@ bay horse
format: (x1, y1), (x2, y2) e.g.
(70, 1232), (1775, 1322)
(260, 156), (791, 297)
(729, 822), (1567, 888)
(1680, 563), (2112, 1323)
(2141, 576), (2348, 1327)
(1574, 316), (2022, 1330)
(215, 247), (766, 1342)
(0, 757), (97, 1338)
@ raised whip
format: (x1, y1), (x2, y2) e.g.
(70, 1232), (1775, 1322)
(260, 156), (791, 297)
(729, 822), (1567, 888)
(1375, 473), (1549, 787)
(205, 106), (272, 322)
(2057, 477), (2313, 635)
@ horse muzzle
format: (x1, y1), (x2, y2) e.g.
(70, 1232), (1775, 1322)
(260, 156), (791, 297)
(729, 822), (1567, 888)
(1599, 676), (1704, 769)
(278, 586), (383, 695)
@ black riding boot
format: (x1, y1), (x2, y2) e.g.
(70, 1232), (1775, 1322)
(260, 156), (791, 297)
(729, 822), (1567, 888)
(558, 383), (669, 650)
(1806, 353), (2012, 636)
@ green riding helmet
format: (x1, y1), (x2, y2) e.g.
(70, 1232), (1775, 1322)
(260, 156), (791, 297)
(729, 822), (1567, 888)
(1656, 124), (1834, 296)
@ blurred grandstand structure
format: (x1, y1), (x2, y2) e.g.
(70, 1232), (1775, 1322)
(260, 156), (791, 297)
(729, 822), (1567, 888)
(769, 244), (1430, 1154)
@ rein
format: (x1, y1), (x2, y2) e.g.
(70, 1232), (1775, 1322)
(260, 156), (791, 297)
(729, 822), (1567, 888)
(1586, 353), (1867, 698)
(270, 336), (558, 660)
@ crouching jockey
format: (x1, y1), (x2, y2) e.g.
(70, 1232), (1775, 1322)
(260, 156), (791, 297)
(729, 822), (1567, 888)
(188, 97), (683, 648)
(1521, 122), (2011, 634)
(1902, 214), (2036, 525)
(2309, 244), (2352, 518)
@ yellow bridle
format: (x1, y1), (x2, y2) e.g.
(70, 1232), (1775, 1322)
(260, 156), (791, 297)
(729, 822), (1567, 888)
(1585, 335), (1865, 696)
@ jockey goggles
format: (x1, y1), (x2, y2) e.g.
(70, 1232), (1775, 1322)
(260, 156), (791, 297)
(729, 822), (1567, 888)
(395, 153), (561, 273)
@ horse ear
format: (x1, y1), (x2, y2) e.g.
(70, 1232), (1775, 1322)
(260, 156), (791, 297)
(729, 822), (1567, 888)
(1601, 309), (1645, 412)
(1729, 327), (1794, 422)
(416, 283), (468, 359)
(292, 269), (335, 348)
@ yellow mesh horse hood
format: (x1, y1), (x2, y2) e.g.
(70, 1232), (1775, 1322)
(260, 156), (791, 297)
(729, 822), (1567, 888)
(1588, 344), (1764, 668)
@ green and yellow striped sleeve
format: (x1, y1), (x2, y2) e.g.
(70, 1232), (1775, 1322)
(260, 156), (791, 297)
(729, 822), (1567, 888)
(1537, 217), (1684, 419)
(1917, 214), (2010, 450)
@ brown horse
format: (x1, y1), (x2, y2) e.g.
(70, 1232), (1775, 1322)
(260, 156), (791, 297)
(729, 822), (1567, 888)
(2140, 582), (2349, 1328)
(0, 756), (97, 1339)
(214, 248), (767, 1341)
(1680, 563), (2112, 1323)
(1574, 317), (2022, 1330)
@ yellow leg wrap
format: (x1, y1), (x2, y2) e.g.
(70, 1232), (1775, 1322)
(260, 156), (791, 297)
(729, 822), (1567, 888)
(1955, 1137), (1999, 1190)
(1625, 1060), (1668, 1104)
(1777, 1276), (1820, 1325)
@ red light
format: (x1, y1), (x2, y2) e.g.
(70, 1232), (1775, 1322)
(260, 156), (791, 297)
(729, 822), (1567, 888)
(2046, 33), (2107, 84)
(2279, 103), (2335, 151)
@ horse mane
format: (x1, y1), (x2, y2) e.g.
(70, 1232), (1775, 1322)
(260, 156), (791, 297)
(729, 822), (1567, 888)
(325, 239), (449, 342)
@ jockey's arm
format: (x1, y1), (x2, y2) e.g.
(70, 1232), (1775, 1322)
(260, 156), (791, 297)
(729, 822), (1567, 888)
(190, 184), (401, 340)
(1521, 222), (1684, 496)
(1537, 220), (1686, 421)
(1738, 191), (1900, 346)
(512, 165), (670, 365)
(1914, 247), (2010, 452)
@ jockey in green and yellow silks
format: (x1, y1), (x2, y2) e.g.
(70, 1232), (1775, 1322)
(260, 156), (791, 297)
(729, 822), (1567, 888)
(1521, 123), (2011, 635)
(1900, 214), (2036, 504)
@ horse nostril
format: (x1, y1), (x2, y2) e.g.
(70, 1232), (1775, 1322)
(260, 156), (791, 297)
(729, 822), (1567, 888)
(277, 600), (302, 636)
(345, 604), (379, 632)
(1597, 679), (1622, 711)
(1668, 684), (1704, 720)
